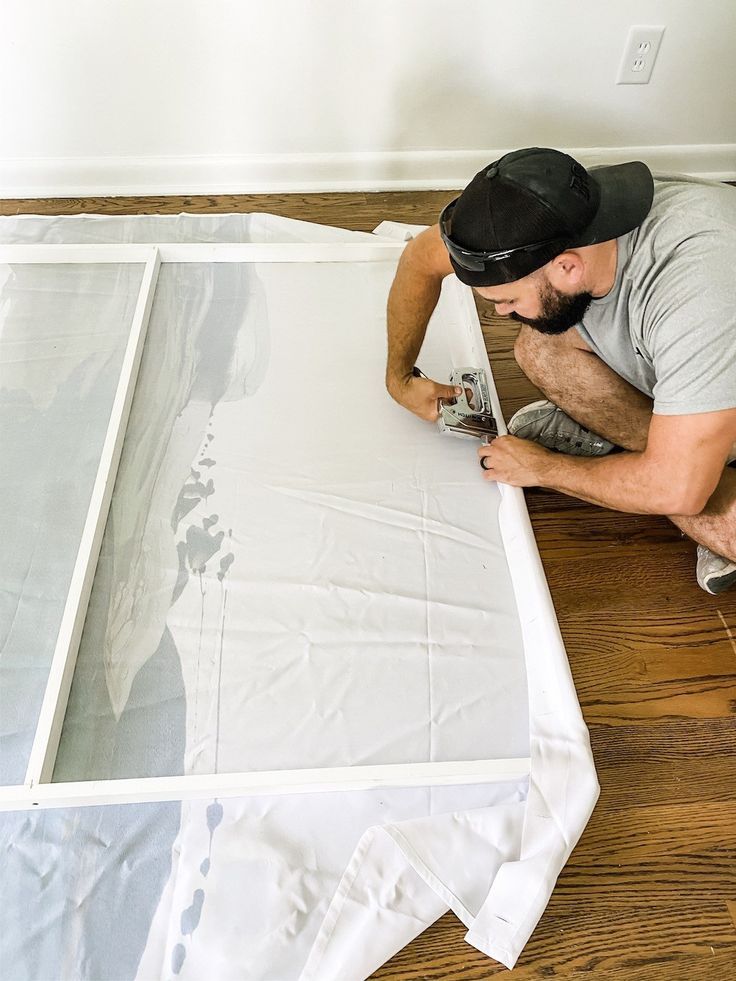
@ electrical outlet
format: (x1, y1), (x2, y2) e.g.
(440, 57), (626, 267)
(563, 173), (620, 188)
(616, 25), (665, 84)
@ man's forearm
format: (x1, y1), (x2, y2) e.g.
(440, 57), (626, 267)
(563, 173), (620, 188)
(386, 247), (443, 391)
(539, 451), (698, 515)
(483, 413), (734, 517)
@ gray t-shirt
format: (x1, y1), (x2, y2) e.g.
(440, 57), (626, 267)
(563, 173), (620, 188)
(576, 175), (736, 415)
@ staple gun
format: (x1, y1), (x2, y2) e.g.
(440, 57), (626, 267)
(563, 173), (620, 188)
(413, 366), (498, 441)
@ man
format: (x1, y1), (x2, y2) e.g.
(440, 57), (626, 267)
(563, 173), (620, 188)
(385, 148), (736, 594)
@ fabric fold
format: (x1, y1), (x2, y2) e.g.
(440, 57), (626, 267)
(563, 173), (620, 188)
(302, 800), (528, 979)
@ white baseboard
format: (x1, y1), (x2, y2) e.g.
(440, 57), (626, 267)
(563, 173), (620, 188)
(1, 145), (734, 198)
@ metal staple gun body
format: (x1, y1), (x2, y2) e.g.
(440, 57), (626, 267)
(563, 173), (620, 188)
(413, 366), (498, 441)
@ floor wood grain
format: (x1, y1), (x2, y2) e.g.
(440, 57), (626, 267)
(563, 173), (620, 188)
(3, 191), (734, 979)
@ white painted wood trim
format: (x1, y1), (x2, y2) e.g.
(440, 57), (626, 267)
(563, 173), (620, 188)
(0, 758), (532, 811)
(0, 244), (161, 264)
(0, 243), (406, 264)
(1, 144), (733, 198)
(23, 249), (162, 787)
(156, 243), (406, 263)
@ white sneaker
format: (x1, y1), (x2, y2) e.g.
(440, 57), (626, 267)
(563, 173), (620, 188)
(696, 545), (736, 595)
(508, 399), (616, 457)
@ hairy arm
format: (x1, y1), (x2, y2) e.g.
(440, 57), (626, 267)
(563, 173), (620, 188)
(479, 409), (736, 515)
(386, 224), (458, 419)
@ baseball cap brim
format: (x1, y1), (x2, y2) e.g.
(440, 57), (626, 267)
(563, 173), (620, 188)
(570, 160), (654, 247)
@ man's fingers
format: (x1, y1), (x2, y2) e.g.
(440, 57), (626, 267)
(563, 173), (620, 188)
(435, 383), (463, 401)
(388, 374), (463, 421)
(478, 442), (495, 473)
(414, 379), (461, 419)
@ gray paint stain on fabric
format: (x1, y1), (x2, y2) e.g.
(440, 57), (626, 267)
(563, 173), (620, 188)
(172, 479), (215, 531)
(206, 801), (224, 834)
(172, 541), (190, 605)
(186, 525), (225, 574)
(217, 553), (235, 582)
(171, 943), (187, 974)
(181, 889), (205, 936)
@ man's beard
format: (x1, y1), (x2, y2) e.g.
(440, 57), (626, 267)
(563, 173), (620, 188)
(510, 279), (593, 335)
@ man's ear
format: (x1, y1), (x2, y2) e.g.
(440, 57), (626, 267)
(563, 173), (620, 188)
(546, 251), (585, 289)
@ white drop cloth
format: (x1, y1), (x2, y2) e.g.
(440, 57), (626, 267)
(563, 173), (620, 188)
(0, 213), (598, 979)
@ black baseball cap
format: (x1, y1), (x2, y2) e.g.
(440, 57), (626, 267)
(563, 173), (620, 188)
(440, 147), (654, 287)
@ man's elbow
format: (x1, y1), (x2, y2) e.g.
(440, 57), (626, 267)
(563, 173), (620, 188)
(405, 224), (454, 279)
(667, 496), (707, 517)
(663, 482), (715, 517)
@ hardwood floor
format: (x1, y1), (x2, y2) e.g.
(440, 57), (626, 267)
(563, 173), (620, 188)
(3, 191), (734, 979)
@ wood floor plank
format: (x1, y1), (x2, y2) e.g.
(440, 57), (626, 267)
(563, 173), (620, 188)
(590, 717), (736, 761)
(3, 190), (734, 981)
(0, 190), (455, 228)
(369, 905), (736, 981)
(593, 757), (736, 808)
(727, 899), (736, 931)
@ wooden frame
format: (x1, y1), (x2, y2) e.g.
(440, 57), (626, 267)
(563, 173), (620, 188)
(0, 242), (532, 812)
(0, 242), (409, 264)
(24, 250), (161, 788)
(1, 759), (532, 812)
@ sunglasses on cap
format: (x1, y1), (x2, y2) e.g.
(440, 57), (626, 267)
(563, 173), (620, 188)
(438, 198), (568, 273)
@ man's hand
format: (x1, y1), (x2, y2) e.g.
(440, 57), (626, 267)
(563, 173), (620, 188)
(477, 435), (553, 486)
(387, 372), (462, 422)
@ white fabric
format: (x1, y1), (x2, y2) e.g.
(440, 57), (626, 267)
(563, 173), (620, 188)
(0, 213), (598, 979)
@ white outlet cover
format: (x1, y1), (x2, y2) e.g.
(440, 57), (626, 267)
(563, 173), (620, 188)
(616, 25), (665, 85)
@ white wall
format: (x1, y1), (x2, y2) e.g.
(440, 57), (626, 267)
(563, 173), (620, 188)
(1, 0), (734, 196)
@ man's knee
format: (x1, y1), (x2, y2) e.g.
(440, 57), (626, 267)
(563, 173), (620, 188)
(513, 325), (589, 385)
(514, 326), (539, 371)
(513, 326), (560, 384)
